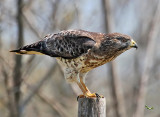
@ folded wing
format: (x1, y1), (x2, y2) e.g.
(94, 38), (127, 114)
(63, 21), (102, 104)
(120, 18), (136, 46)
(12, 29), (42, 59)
(10, 30), (96, 59)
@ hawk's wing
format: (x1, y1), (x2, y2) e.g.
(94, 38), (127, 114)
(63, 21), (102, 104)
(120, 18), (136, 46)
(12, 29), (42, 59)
(10, 30), (96, 59)
(43, 30), (96, 59)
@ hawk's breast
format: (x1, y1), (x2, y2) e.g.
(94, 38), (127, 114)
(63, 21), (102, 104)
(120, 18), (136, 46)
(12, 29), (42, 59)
(56, 52), (110, 73)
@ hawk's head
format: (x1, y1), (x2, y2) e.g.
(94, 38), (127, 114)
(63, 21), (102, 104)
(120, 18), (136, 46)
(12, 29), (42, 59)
(107, 33), (137, 49)
(97, 33), (138, 57)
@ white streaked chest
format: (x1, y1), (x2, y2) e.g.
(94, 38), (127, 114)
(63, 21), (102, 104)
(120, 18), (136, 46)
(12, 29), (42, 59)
(56, 56), (86, 71)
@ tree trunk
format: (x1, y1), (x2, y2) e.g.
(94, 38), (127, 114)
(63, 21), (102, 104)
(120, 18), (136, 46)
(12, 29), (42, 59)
(9, 0), (24, 117)
(102, 0), (127, 117)
(78, 97), (106, 117)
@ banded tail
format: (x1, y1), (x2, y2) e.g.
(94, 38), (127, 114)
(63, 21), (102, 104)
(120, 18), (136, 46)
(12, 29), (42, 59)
(10, 41), (45, 55)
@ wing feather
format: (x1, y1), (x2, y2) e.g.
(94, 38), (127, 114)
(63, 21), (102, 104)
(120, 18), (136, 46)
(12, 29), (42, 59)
(42, 30), (96, 59)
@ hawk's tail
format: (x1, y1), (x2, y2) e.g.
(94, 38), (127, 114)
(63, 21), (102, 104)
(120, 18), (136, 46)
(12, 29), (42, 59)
(10, 41), (45, 55)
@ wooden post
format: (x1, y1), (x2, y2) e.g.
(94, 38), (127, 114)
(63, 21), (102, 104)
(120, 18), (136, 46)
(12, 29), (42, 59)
(78, 97), (106, 117)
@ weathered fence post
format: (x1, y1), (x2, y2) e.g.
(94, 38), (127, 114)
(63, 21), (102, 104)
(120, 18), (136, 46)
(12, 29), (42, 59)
(78, 97), (106, 117)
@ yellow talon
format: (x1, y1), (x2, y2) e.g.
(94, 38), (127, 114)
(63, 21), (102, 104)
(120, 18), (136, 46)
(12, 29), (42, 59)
(85, 92), (104, 98)
(85, 92), (96, 97)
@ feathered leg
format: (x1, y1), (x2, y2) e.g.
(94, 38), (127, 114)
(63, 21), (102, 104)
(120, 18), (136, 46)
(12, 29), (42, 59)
(76, 73), (98, 97)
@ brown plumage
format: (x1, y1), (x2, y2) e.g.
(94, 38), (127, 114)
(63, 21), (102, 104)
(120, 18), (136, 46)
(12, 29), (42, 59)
(10, 29), (138, 97)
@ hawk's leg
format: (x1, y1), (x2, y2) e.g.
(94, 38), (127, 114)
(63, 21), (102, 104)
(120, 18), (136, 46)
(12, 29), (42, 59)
(79, 78), (97, 97)
(75, 73), (97, 97)
(76, 81), (86, 95)
(77, 72), (104, 98)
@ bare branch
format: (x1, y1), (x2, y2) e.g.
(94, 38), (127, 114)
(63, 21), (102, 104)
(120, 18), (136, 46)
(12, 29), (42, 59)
(20, 62), (58, 110)
(2, 60), (18, 117)
(37, 90), (70, 117)
(13, 0), (24, 103)
(133, 1), (160, 117)
(102, 0), (114, 32)
(49, 0), (60, 31)
(22, 12), (41, 38)
(7, 0), (24, 117)
(21, 56), (42, 81)
(102, 0), (127, 117)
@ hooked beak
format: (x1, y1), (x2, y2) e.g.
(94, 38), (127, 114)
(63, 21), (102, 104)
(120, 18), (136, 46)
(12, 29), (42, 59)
(130, 39), (138, 49)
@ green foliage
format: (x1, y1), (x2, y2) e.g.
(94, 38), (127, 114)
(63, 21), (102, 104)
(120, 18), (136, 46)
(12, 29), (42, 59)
(145, 105), (154, 110)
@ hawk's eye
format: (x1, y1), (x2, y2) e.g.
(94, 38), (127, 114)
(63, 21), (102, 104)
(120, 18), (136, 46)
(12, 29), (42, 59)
(117, 37), (126, 42)
(117, 37), (123, 40)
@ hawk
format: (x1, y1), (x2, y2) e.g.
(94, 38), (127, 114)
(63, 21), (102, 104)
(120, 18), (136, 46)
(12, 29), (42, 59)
(10, 29), (138, 98)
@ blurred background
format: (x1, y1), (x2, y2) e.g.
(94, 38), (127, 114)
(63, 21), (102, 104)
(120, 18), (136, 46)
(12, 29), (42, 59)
(0, 0), (160, 117)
